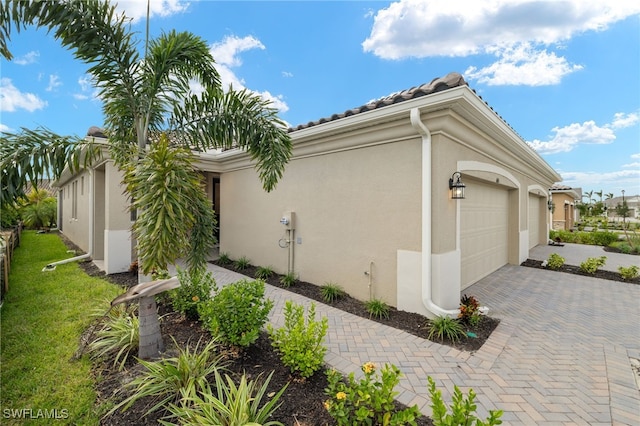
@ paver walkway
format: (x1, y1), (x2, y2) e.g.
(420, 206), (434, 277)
(204, 259), (640, 425)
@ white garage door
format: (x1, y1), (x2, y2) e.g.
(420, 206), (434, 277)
(528, 194), (542, 249)
(461, 180), (509, 288)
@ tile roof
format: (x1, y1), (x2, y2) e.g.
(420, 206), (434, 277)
(550, 184), (574, 190)
(288, 71), (468, 132)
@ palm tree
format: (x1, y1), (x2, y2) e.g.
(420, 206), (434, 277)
(0, 0), (292, 358)
(19, 188), (57, 230)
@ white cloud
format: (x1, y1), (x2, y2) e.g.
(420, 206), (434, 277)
(559, 169), (640, 191)
(362, 0), (640, 85)
(210, 35), (265, 68)
(14, 51), (39, 65)
(282, 71), (294, 78)
(622, 162), (640, 168)
(74, 75), (100, 101)
(111, 0), (188, 22)
(0, 123), (12, 133)
(528, 121), (615, 154)
(207, 35), (289, 113)
(529, 112), (638, 154)
(0, 78), (47, 112)
(46, 74), (62, 92)
(609, 112), (639, 129)
(465, 43), (583, 86)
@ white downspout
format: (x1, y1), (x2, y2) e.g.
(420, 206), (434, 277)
(410, 108), (459, 318)
(88, 168), (94, 261)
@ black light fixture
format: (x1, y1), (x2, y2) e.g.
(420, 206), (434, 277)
(449, 172), (465, 199)
(547, 199), (554, 211)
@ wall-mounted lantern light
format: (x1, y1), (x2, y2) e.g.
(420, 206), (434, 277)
(547, 199), (554, 211)
(449, 172), (465, 199)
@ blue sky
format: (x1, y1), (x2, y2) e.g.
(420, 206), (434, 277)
(1, 0), (639, 198)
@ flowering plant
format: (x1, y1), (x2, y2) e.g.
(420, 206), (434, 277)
(324, 362), (421, 425)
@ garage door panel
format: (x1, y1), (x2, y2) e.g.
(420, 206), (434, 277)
(461, 181), (509, 288)
(528, 195), (542, 249)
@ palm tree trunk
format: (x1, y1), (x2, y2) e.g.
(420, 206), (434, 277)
(138, 295), (163, 358)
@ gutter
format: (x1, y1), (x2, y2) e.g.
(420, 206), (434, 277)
(410, 108), (460, 318)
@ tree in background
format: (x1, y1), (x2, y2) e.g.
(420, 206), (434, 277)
(0, 0), (292, 358)
(19, 189), (57, 230)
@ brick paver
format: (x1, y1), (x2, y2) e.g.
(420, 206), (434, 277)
(204, 258), (640, 425)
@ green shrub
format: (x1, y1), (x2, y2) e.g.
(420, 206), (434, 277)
(428, 376), (503, 426)
(321, 282), (346, 303)
(110, 338), (226, 416)
(550, 229), (620, 247)
(198, 279), (273, 347)
(217, 252), (232, 265)
(267, 301), (328, 379)
(88, 303), (139, 370)
(255, 265), (275, 280)
(579, 256), (607, 274)
(162, 371), (287, 426)
(19, 189), (57, 229)
(427, 316), (465, 343)
(619, 265), (639, 281)
(591, 231), (619, 246)
(365, 298), (390, 319)
(279, 271), (297, 288)
(171, 268), (215, 320)
(234, 256), (251, 270)
(0, 203), (20, 228)
(547, 253), (565, 270)
(325, 363), (421, 426)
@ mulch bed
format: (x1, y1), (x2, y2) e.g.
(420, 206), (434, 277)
(520, 259), (640, 285)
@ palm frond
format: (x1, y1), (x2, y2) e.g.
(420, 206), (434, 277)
(0, 127), (101, 206)
(171, 88), (292, 192)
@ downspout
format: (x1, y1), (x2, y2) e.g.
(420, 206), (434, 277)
(410, 108), (459, 318)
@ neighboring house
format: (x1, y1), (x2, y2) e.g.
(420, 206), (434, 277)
(604, 195), (639, 220)
(54, 72), (560, 318)
(549, 185), (581, 230)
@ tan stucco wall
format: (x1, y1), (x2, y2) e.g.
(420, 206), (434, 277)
(58, 169), (92, 253)
(220, 138), (422, 305)
(551, 193), (576, 230)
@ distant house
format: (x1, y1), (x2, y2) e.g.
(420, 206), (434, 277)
(549, 185), (581, 230)
(54, 72), (560, 318)
(604, 195), (639, 220)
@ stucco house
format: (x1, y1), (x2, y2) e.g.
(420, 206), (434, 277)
(549, 184), (581, 230)
(604, 195), (639, 220)
(54, 72), (560, 318)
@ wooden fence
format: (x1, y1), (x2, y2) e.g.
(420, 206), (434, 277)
(1, 223), (23, 304)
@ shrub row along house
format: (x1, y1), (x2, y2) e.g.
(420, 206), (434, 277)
(54, 72), (560, 318)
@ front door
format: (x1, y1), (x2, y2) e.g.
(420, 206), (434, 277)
(212, 177), (220, 242)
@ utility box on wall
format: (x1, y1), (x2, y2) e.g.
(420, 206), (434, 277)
(280, 211), (296, 230)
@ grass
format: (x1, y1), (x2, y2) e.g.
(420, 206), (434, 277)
(0, 231), (122, 425)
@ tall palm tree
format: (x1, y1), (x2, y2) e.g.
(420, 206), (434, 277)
(594, 190), (603, 203)
(0, 0), (292, 358)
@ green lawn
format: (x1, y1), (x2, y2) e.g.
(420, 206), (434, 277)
(1, 231), (122, 425)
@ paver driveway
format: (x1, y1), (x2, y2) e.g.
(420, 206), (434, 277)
(208, 261), (640, 425)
